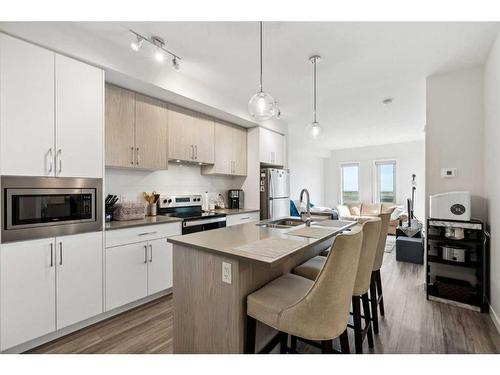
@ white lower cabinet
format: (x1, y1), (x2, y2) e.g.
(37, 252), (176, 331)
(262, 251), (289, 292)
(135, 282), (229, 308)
(0, 231), (103, 351)
(105, 242), (149, 311)
(105, 222), (181, 312)
(226, 212), (260, 227)
(147, 238), (173, 295)
(0, 238), (56, 351)
(56, 232), (103, 329)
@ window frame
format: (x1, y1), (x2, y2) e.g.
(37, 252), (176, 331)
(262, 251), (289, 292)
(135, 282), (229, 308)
(373, 159), (397, 204)
(339, 162), (360, 204)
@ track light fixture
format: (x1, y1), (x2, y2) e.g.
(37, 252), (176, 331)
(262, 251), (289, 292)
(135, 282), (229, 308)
(130, 35), (144, 52)
(129, 29), (182, 71)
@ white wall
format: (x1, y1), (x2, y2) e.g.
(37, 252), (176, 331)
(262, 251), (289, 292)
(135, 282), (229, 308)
(425, 66), (486, 220)
(484, 32), (500, 332)
(287, 133), (329, 206)
(324, 141), (425, 220)
(105, 164), (247, 207)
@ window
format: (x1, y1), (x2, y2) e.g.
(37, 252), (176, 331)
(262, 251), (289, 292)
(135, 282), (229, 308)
(375, 160), (396, 203)
(340, 163), (359, 203)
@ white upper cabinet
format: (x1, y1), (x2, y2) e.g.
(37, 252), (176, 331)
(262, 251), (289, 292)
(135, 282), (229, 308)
(55, 54), (104, 178)
(0, 34), (55, 176)
(259, 127), (285, 166)
(55, 232), (103, 330)
(0, 34), (104, 178)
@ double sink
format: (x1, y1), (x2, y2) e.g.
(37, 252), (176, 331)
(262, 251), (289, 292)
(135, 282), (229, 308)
(256, 217), (314, 229)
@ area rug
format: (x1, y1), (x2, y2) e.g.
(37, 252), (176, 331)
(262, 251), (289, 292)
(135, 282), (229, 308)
(385, 235), (396, 253)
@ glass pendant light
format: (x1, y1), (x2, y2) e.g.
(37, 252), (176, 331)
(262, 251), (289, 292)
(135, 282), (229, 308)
(307, 55), (322, 139)
(248, 22), (276, 120)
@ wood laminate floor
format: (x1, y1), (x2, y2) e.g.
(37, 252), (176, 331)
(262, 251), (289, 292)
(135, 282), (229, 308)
(28, 249), (500, 354)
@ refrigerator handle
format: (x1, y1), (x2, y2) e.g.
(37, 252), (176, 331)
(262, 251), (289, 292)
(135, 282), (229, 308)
(269, 171), (274, 219)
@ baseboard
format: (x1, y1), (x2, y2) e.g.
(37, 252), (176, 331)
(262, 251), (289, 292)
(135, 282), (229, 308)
(490, 304), (500, 334)
(1, 289), (171, 354)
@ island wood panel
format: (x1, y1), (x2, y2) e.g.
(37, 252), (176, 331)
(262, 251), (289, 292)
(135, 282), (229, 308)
(105, 84), (135, 168)
(135, 94), (168, 170)
(172, 237), (334, 353)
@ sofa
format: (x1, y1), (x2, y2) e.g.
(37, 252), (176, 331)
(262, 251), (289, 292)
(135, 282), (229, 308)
(336, 202), (407, 235)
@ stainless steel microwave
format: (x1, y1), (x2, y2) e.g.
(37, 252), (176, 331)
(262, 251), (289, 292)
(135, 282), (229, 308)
(1, 176), (102, 243)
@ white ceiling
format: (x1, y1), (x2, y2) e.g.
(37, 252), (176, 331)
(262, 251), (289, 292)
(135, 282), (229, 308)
(1, 22), (499, 150)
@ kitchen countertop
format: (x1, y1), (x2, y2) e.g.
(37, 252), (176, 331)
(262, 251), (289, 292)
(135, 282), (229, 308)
(105, 215), (182, 231)
(168, 220), (355, 265)
(212, 208), (260, 215)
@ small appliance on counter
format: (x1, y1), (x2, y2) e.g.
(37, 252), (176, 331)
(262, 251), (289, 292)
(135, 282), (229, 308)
(228, 189), (244, 209)
(429, 191), (471, 221)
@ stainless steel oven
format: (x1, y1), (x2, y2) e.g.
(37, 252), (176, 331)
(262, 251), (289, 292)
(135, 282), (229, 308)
(1, 176), (102, 243)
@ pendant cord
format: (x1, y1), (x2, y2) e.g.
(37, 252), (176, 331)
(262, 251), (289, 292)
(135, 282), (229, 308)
(313, 57), (317, 123)
(259, 21), (263, 92)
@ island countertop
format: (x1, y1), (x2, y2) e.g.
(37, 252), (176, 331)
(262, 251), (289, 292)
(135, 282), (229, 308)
(167, 220), (355, 265)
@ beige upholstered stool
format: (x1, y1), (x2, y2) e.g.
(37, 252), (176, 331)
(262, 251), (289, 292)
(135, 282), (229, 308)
(294, 219), (381, 354)
(370, 212), (391, 334)
(245, 225), (364, 354)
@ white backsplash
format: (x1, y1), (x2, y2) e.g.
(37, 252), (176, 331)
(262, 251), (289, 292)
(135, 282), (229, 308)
(105, 164), (246, 206)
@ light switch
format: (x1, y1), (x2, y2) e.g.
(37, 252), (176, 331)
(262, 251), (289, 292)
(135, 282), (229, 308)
(222, 262), (232, 284)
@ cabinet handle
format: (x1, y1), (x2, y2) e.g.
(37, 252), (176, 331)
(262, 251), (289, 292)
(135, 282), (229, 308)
(57, 149), (62, 174)
(50, 243), (54, 267)
(59, 242), (63, 266)
(131, 147), (135, 165)
(48, 148), (53, 174)
(138, 231), (157, 236)
(136, 147), (140, 165)
(144, 245), (148, 263)
(190, 145), (194, 160)
(149, 244), (153, 262)
(195, 145), (198, 160)
(240, 216), (250, 220)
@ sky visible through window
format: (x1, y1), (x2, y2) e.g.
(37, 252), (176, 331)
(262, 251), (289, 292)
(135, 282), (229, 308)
(342, 164), (359, 202)
(378, 162), (395, 202)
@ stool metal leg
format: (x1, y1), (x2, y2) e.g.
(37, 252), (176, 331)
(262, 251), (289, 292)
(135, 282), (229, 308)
(352, 295), (363, 354)
(245, 316), (256, 354)
(361, 292), (374, 349)
(339, 329), (350, 354)
(280, 332), (288, 354)
(375, 270), (385, 316)
(370, 274), (379, 334)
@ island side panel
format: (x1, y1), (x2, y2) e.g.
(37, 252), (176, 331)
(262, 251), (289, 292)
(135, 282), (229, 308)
(173, 244), (242, 353)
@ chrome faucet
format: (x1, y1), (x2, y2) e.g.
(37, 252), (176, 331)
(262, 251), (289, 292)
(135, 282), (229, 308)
(299, 188), (311, 227)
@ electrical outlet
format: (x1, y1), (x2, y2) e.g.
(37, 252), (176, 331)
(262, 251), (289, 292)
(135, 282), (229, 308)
(222, 262), (232, 284)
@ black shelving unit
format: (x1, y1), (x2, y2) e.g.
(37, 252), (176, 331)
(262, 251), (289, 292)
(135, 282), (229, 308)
(426, 218), (489, 312)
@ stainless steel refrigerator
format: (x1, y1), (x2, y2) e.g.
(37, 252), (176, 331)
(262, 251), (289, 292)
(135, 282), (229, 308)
(260, 168), (290, 220)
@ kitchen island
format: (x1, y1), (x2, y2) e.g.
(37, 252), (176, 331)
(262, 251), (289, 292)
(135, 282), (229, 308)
(167, 219), (355, 353)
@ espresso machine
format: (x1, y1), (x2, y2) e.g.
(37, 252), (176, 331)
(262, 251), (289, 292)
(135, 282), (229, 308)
(228, 189), (244, 209)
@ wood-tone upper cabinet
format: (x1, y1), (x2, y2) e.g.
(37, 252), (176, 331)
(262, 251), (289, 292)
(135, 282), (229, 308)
(168, 105), (215, 164)
(202, 122), (247, 176)
(259, 127), (285, 166)
(55, 54), (104, 178)
(105, 84), (135, 168)
(135, 94), (168, 170)
(232, 126), (247, 176)
(105, 85), (168, 170)
(0, 34), (55, 177)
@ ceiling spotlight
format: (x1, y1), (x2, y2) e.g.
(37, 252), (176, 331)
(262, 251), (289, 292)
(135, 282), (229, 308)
(130, 36), (143, 52)
(154, 49), (165, 62)
(172, 57), (180, 71)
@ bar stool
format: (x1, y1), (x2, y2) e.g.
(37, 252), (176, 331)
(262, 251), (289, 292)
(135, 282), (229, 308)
(370, 212), (391, 334)
(294, 219), (381, 354)
(245, 225), (364, 354)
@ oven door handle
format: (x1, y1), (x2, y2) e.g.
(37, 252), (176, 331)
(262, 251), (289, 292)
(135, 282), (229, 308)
(182, 217), (226, 227)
